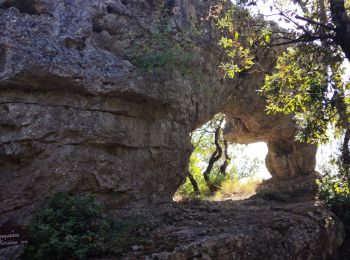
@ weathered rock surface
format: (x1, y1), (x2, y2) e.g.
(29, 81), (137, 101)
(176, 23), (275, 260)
(103, 196), (344, 259)
(0, 0), (317, 224)
(222, 71), (317, 180)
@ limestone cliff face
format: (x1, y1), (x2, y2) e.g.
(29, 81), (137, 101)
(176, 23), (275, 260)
(0, 0), (316, 223)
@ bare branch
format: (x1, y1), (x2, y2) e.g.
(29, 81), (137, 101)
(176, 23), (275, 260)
(269, 33), (334, 47)
(295, 15), (336, 31)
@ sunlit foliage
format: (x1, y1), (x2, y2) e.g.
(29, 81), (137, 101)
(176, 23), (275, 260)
(261, 45), (348, 144)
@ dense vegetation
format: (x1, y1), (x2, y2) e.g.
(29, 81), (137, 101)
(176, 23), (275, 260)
(23, 193), (148, 260)
(318, 176), (350, 232)
(23, 193), (111, 259)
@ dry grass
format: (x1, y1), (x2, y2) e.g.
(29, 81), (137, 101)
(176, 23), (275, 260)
(213, 177), (262, 200)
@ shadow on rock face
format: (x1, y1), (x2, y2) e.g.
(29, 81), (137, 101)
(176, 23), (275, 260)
(0, 0), (39, 15)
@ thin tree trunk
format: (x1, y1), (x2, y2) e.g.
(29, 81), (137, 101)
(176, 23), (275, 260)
(187, 171), (200, 195)
(341, 129), (350, 180)
(203, 124), (223, 192)
(220, 140), (230, 176)
(333, 92), (350, 180)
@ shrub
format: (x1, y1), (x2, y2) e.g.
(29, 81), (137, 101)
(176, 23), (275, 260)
(317, 176), (350, 233)
(133, 43), (195, 73)
(22, 193), (112, 260)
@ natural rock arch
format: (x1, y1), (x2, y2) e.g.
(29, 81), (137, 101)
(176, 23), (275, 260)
(222, 70), (317, 180)
(0, 0), (316, 224)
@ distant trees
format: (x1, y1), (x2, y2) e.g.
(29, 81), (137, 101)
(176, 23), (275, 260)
(176, 114), (263, 197)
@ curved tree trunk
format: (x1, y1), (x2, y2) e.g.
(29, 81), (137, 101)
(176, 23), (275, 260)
(220, 140), (230, 176)
(187, 171), (200, 195)
(203, 120), (224, 193)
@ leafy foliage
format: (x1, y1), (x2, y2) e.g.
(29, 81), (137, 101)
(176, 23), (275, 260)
(217, 7), (270, 77)
(229, 145), (264, 179)
(132, 32), (197, 73)
(129, 5), (202, 74)
(218, 1), (350, 226)
(218, 0), (350, 180)
(23, 193), (112, 260)
(23, 193), (151, 259)
(317, 176), (350, 233)
(218, 0), (350, 141)
(176, 153), (210, 197)
(261, 45), (347, 144)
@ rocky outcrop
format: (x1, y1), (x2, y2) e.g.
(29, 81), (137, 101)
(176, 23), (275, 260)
(0, 0), (317, 224)
(114, 197), (344, 259)
(222, 70), (317, 180)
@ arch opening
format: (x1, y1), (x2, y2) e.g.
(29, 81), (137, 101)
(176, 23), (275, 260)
(175, 114), (270, 201)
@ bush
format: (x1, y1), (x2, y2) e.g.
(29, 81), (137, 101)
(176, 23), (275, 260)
(317, 176), (350, 233)
(23, 193), (112, 260)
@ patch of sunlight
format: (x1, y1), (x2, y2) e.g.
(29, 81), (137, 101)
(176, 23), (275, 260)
(212, 176), (262, 201)
(238, 142), (271, 180)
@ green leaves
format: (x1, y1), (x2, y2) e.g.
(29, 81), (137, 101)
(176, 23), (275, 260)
(217, 4), (348, 146)
(23, 193), (112, 260)
(218, 35), (255, 78)
(176, 113), (263, 198)
(217, 7), (275, 78)
(130, 20), (201, 74)
(220, 36), (233, 48)
(260, 46), (346, 144)
(261, 28), (271, 44)
(317, 175), (350, 232)
(234, 31), (239, 41)
(219, 61), (240, 78)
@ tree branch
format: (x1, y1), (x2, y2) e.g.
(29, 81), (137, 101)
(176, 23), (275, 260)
(295, 15), (336, 31)
(269, 33), (334, 47)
